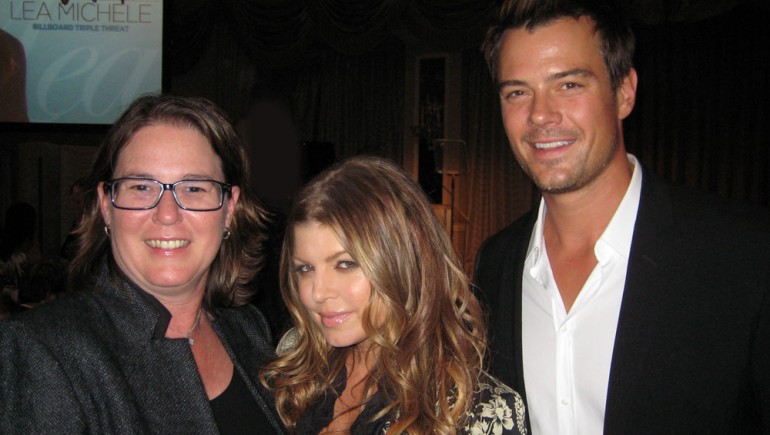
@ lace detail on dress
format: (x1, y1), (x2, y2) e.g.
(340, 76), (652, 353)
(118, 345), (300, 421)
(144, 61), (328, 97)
(276, 327), (300, 356)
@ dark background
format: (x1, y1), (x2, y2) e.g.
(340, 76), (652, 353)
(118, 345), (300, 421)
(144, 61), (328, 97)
(2, 0), (768, 272)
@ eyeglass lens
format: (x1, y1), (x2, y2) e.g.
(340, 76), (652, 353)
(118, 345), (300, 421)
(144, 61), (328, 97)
(111, 179), (224, 210)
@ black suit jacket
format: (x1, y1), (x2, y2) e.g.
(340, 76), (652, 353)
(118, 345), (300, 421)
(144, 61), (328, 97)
(474, 169), (770, 434)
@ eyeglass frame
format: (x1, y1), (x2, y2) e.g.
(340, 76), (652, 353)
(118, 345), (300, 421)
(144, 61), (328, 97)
(103, 177), (233, 212)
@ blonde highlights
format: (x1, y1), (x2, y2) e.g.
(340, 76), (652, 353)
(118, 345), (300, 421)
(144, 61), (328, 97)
(261, 156), (487, 433)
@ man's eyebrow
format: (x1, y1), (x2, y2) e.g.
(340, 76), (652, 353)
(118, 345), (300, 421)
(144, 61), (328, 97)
(549, 68), (594, 81)
(497, 79), (527, 90)
(497, 68), (595, 90)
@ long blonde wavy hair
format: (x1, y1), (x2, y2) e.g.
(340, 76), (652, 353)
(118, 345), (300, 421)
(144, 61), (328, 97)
(260, 155), (487, 433)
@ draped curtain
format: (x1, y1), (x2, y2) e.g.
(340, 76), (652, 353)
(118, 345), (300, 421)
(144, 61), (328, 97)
(626, 3), (770, 205)
(169, 0), (497, 73)
(169, 0), (769, 273)
(292, 40), (406, 162)
(460, 49), (534, 274)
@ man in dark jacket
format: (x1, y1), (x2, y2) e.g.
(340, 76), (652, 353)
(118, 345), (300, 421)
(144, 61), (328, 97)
(475, 0), (770, 433)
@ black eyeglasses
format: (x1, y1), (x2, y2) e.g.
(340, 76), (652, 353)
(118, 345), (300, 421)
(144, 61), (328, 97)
(104, 178), (232, 211)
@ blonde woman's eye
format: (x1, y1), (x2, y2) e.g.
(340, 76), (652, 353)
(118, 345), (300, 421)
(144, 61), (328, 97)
(337, 260), (357, 270)
(292, 264), (312, 273)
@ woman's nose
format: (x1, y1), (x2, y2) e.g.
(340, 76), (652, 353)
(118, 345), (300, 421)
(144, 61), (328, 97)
(152, 190), (183, 225)
(311, 272), (336, 303)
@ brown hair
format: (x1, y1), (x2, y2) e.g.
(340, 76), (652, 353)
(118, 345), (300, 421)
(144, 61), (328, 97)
(483, 0), (635, 92)
(261, 155), (487, 433)
(69, 94), (270, 307)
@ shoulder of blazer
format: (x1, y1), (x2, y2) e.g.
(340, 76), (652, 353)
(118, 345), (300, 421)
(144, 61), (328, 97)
(640, 168), (770, 238)
(474, 210), (537, 278)
(213, 304), (275, 359)
(473, 209), (537, 313)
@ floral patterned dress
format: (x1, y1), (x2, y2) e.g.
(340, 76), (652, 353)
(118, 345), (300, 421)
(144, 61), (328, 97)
(295, 370), (527, 434)
(460, 374), (527, 435)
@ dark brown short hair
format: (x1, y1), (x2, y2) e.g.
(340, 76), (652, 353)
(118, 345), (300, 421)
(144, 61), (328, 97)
(483, 0), (635, 92)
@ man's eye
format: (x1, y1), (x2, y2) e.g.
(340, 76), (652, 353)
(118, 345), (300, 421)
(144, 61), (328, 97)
(503, 89), (526, 100)
(561, 82), (582, 90)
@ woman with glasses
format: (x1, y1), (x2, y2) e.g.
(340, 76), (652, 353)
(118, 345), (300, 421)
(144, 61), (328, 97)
(0, 95), (285, 434)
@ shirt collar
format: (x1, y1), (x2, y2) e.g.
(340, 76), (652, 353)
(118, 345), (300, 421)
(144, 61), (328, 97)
(600, 154), (642, 261)
(526, 154), (643, 271)
(525, 199), (549, 285)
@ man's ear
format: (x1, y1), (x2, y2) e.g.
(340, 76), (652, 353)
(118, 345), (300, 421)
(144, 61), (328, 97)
(616, 68), (638, 121)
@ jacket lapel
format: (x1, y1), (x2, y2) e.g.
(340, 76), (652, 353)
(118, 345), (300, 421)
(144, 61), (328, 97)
(508, 211), (538, 430)
(213, 315), (286, 434)
(604, 171), (678, 434)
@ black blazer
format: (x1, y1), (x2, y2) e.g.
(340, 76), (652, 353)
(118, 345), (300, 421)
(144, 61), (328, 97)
(0, 263), (286, 434)
(474, 169), (770, 434)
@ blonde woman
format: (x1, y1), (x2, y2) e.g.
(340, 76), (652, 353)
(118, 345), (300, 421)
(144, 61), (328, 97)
(261, 155), (526, 434)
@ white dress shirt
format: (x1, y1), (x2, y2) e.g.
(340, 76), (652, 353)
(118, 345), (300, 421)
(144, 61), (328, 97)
(521, 155), (643, 435)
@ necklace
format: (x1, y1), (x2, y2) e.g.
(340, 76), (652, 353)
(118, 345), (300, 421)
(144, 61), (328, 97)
(185, 307), (203, 346)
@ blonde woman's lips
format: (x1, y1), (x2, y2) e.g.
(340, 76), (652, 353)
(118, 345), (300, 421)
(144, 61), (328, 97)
(319, 312), (351, 328)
